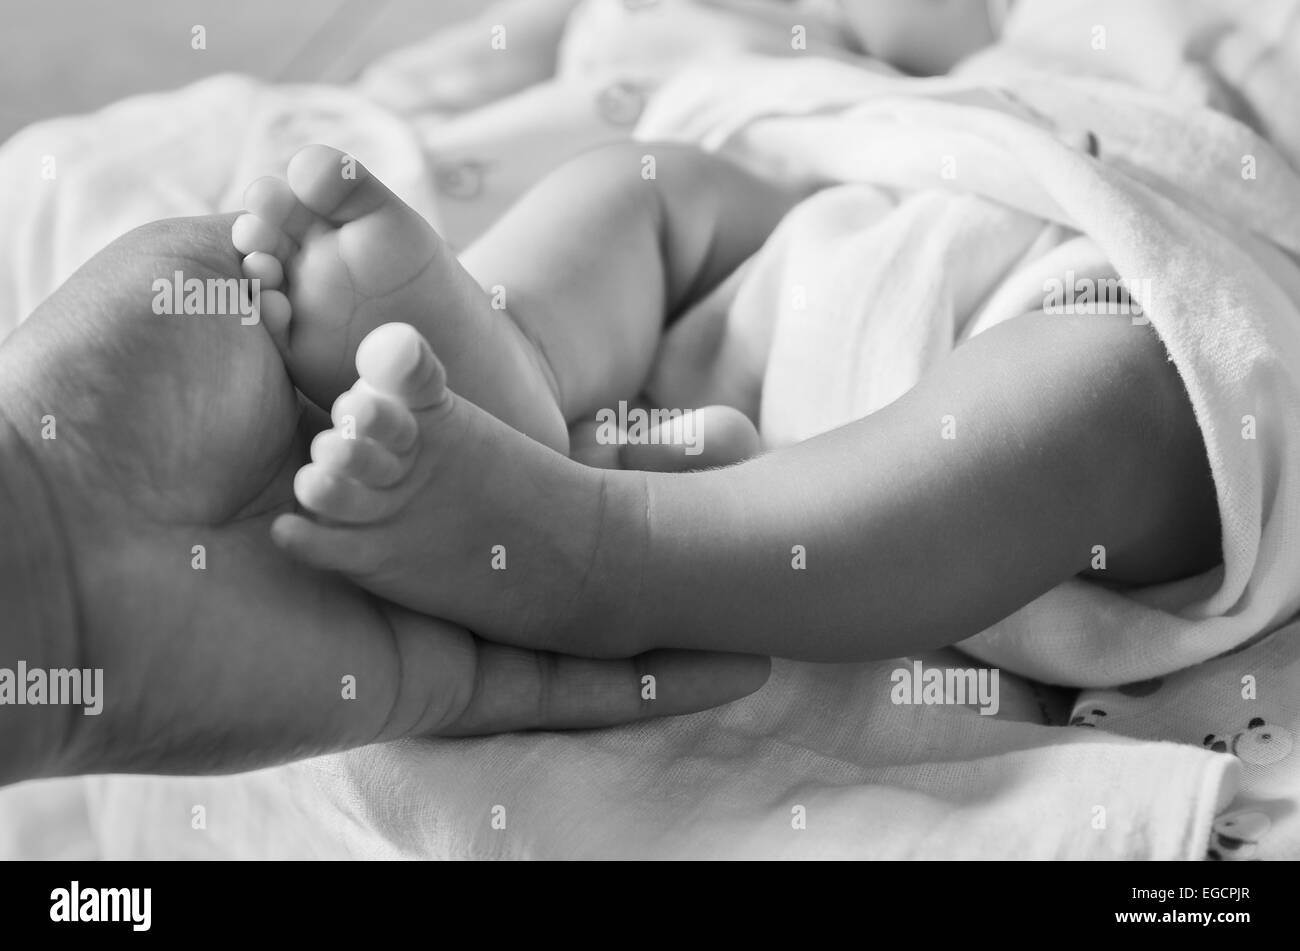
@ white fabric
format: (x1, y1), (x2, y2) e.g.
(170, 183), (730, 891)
(2, 0), (1297, 861)
(637, 56), (1300, 688)
(0, 76), (436, 335)
(65, 651), (1239, 860)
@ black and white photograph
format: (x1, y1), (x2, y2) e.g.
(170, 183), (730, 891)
(0, 0), (1297, 890)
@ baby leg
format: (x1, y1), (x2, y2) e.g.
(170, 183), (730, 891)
(233, 142), (797, 458)
(621, 310), (1221, 658)
(233, 145), (569, 451)
(457, 140), (804, 425)
(274, 309), (1219, 660)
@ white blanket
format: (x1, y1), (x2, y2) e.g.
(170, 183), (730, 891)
(2, 0), (1297, 860)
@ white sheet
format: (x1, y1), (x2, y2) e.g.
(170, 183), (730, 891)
(2, 0), (1296, 860)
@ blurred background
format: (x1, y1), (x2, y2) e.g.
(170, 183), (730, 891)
(0, 0), (479, 144)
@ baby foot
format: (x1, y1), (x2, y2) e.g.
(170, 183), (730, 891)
(271, 323), (624, 653)
(232, 144), (568, 452)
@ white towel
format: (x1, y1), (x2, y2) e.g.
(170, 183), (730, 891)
(0, 74), (435, 337)
(3, 0), (1295, 861)
(633, 43), (1300, 687)
(68, 651), (1241, 860)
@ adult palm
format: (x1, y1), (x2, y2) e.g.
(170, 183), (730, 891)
(0, 215), (767, 782)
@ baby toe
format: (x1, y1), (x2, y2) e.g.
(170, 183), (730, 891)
(355, 323), (447, 410)
(311, 429), (410, 488)
(231, 213), (294, 260)
(286, 144), (370, 221)
(242, 251), (284, 289)
(293, 463), (399, 525)
(256, 289), (292, 350)
(331, 385), (418, 453)
(243, 175), (315, 243)
(270, 512), (384, 576)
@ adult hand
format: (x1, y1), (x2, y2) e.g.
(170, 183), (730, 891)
(0, 214), (768, 784)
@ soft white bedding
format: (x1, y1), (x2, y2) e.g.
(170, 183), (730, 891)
(1, 0), (1297, 860)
